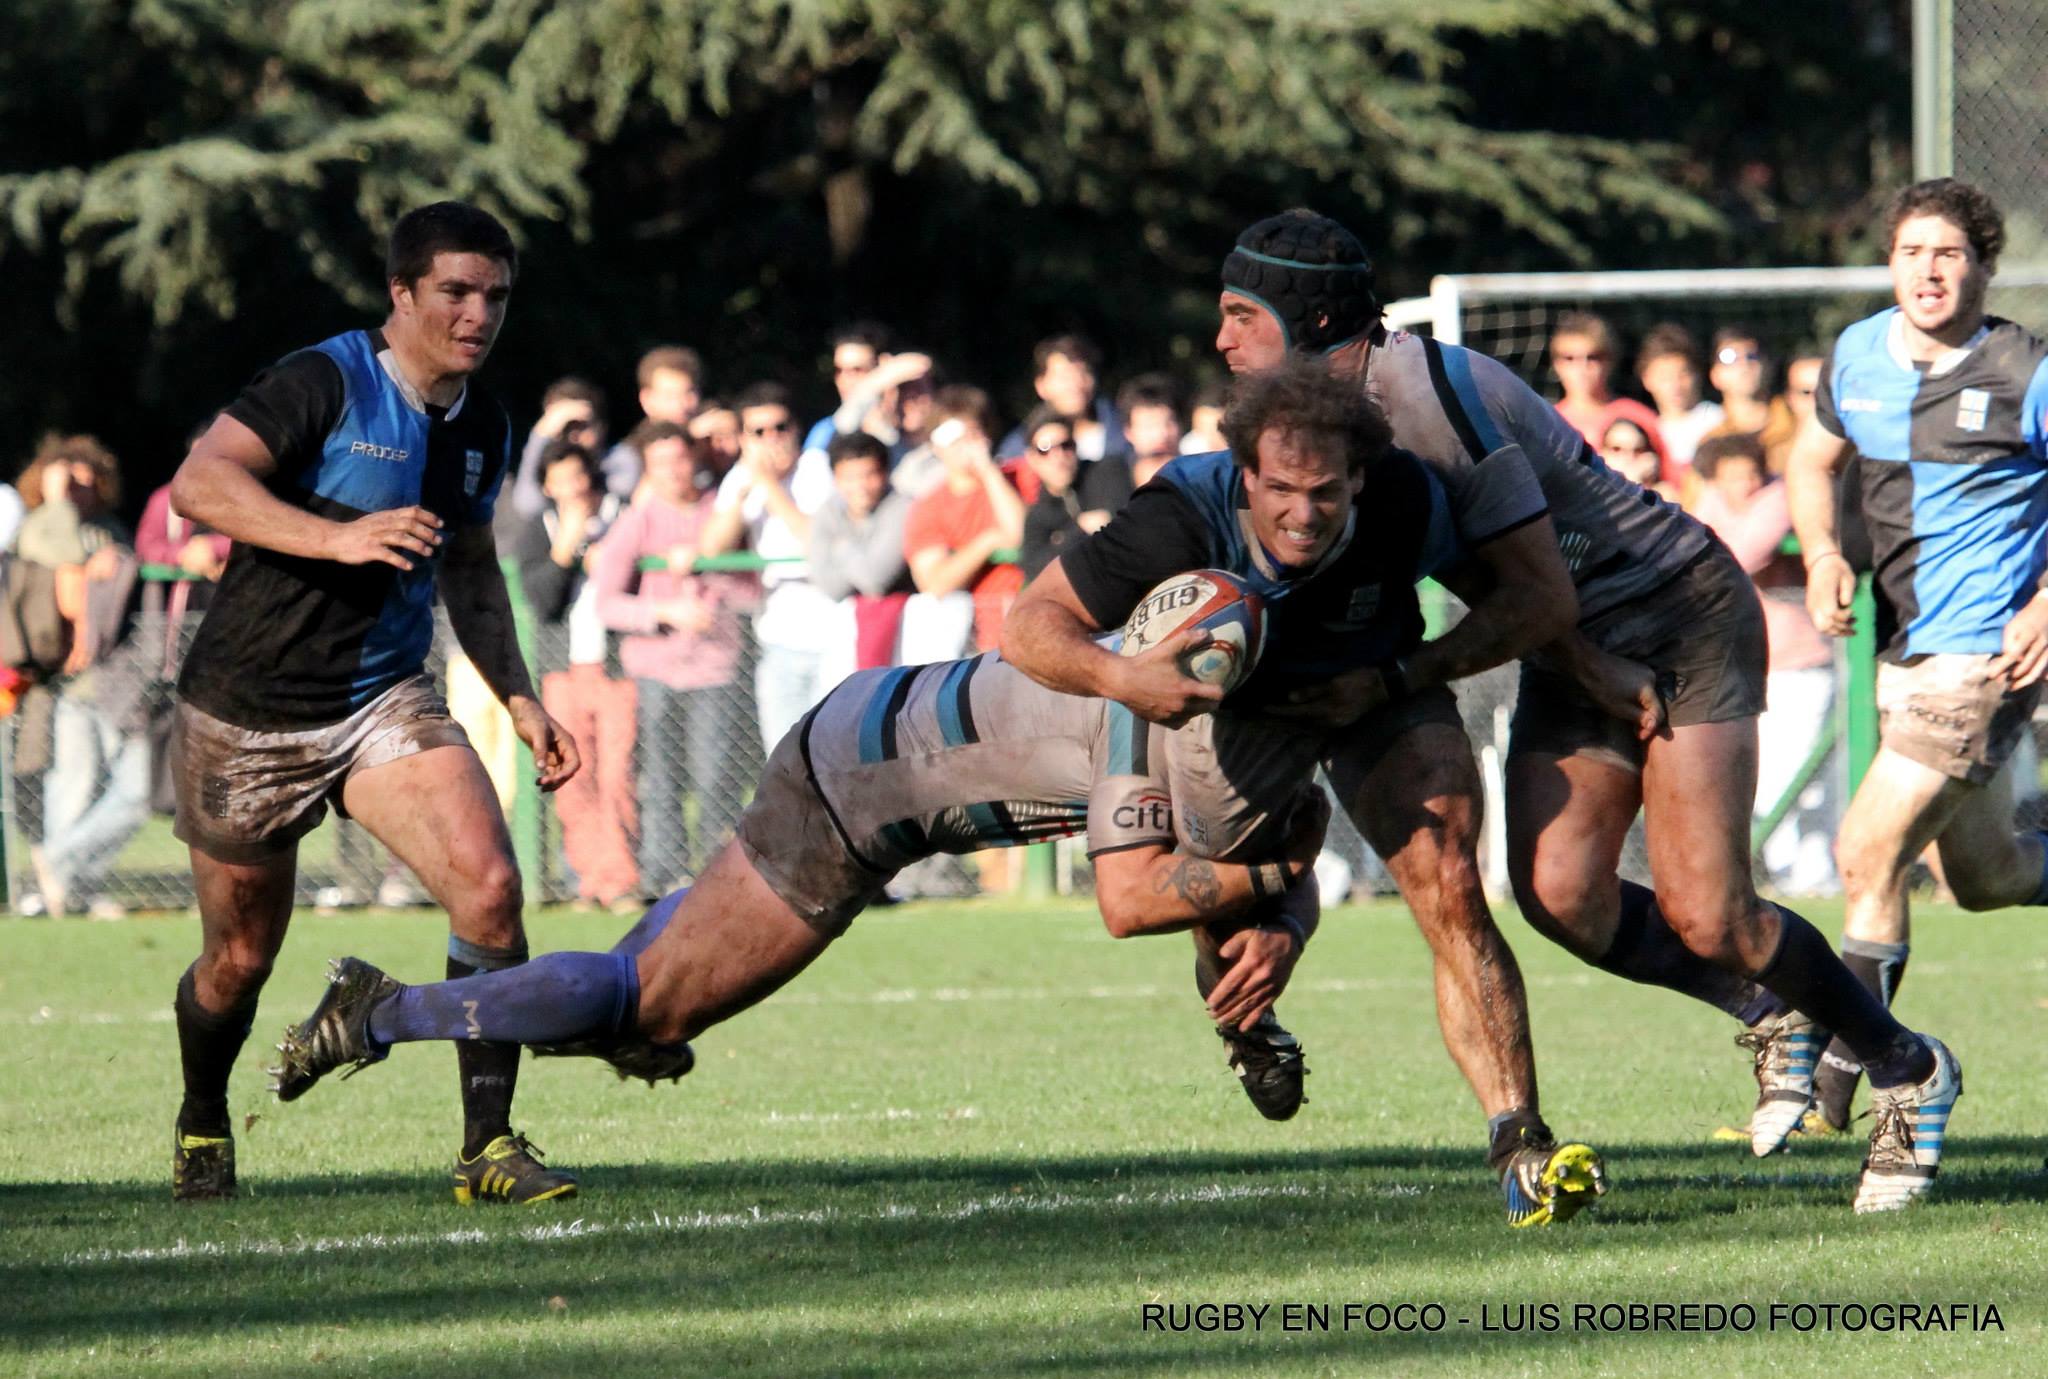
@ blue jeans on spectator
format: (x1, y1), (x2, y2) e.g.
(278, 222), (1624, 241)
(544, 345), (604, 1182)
(635, 679), (748, 892)
(46, 692), (150, 902)
(755, 642), (828, 754)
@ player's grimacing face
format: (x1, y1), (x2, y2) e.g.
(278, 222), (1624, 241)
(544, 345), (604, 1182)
(1891, 213), (1987, 339)
(1217, 292), (1287, 373)
(394, 252), (511, 377)
(1242, 428), (1360, 567)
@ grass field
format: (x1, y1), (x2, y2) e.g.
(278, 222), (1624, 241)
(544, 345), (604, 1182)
(3, 896), (2044, 1378)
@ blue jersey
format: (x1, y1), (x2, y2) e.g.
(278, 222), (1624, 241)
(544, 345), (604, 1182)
(180, 330), (512, 729)
(1817, 309), (2048, 659)
(1061, 448), (1460, 708)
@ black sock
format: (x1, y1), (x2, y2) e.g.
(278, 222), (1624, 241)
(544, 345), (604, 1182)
(1753, 906), (1930, 1084)
(1486, 1106), (1554, 1174)
(174, 964), (258, 1137)
(448, 940), (529, 1158)
(1813, 938), (1909, 1126)
(1593, 882), (1787, 1023)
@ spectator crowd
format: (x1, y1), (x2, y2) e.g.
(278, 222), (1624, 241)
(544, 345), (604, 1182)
(0, 313), (1864, 914)
(1548, 312), (1849, 893)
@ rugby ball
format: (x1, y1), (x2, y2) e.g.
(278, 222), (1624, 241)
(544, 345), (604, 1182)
(1118, 569), (1266, 694)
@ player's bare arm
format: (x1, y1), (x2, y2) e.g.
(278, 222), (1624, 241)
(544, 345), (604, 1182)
(440, 522), (581, 791)
(1784, 411), (1857, 637)
(170, 412), (445, 570)
(1004, 559), (1223, 725)
(1433, 556), (1665, 740)
(1092, 787), (1326, 938)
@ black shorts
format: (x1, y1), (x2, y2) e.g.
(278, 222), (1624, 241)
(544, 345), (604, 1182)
(1510, 541), (1767, 773)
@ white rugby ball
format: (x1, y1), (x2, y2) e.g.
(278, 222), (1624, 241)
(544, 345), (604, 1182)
(1117, 569), (1266, 694)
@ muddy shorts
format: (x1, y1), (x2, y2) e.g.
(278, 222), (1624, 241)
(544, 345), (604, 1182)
(1878, 652), (2041, 785)
(1511, 541), (1767, 772)
(173, 675), (471, 863)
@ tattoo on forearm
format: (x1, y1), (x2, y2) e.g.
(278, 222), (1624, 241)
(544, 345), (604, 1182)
(1156, 857), (1224, 911)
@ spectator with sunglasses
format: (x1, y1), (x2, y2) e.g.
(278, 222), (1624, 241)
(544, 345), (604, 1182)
(1549, 311), (1621, 445)
(1020, 405), (1133, 580)
(700, 381), (849, 748)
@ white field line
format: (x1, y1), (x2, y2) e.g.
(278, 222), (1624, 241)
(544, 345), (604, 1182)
(7, 955), (2028, 1027)
(59, 1181), (1391, 1267)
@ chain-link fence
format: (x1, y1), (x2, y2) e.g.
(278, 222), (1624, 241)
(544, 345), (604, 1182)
(1952, 0), (2048, 328)
(0, 567), (1010, 916)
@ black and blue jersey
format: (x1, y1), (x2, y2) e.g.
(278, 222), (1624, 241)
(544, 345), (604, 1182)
(1061, 448), (1459, 709)
(179, 329), (512, 729)
(1817, 309), (2048, 661)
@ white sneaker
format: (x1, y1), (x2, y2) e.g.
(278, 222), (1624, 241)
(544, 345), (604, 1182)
(1854, 1035), (1961, 1214)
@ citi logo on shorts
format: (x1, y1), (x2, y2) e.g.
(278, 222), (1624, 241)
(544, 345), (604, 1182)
(1956, 388), (1990, 432)
(349, 441), (410, 462)
(1112, 792), (1173, 835)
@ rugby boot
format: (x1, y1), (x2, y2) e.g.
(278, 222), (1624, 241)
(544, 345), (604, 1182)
(1219, 1011), (1307, 1121)
(1501, 1139), (1608, 1228)
(532, 1033), (696, 1087)
(172, 1122), (236, 1202)
(1738, 1008), (1824, 1157)
(1854, 1035), (1961, 1214)
(270, 957), (398, 1102)
(452, 1132), (579, 1205)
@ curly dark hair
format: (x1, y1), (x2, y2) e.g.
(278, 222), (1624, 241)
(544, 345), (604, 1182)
(1884, 178), (2004, 271)
(1220, 356), (1391, 477)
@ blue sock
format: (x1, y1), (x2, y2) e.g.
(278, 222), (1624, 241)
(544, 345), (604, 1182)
(369, 950), (638, 1049)
(610, 887), (689, 958)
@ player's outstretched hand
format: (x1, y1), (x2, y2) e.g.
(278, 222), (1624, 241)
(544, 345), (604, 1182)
(1113, 628), (1226, 728)
(1804, 551), (1857, 638)
(328, 507), (443, 571)
(1207, 925), (1301, 1033)
(508, 696), (582, 792)
(1991, 595), (2048, 689)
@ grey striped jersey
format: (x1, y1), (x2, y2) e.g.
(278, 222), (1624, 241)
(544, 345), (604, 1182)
(1362, 329), (1710, 620)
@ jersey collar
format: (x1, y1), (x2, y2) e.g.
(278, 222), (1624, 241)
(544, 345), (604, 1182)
(1885, 310), (1989, 378)
(370, 328), (468, 420)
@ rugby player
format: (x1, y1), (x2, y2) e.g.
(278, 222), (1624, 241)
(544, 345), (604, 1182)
(1005, 356), (1609, 1226)
(269, 640), (1333, 1131)
(1787, 179), (2041, 1144)
(165, 203), (582, 1204)
(1201, 209), (1960, 1212)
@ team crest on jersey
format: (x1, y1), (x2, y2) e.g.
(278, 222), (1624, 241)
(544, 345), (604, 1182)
(1347, 584), (1381, 621)
(1956, 388), (1990, 432)
(464, 448), (486, 496)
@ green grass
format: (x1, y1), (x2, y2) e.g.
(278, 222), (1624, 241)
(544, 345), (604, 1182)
(3, 898), (2044, 1378)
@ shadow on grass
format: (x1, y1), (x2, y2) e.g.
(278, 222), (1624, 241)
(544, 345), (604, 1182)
(7, 1134), (2046, 1366)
